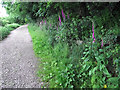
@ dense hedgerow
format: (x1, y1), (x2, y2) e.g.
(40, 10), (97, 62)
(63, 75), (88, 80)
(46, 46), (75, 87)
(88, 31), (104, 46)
(28, 4), (120, 88)
(28, 21), (120, 88)
(27, 2), (120, 88)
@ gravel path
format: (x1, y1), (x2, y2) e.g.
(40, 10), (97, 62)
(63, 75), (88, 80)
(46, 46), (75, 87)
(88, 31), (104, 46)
(0, 25), (42, 88)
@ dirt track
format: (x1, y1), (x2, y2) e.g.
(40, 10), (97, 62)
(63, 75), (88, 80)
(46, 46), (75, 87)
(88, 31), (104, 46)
(0, 25), (42, 88)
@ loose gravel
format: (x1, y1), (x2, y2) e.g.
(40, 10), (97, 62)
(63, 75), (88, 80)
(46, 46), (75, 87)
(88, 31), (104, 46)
(0, 25), (43, 88)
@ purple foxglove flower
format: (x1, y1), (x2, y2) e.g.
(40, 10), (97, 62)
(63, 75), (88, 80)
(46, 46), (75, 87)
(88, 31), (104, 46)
(92, 23), (95, 43)
(92, 32), (94, 39)
(59, 16), (61, 26)
(50, 24), (51, 27)
(93, 38), (95, 43)
(61, 9), (65, 20)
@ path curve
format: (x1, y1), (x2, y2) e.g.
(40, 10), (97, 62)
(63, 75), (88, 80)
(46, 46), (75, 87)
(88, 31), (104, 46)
(0, 25), (42, 88)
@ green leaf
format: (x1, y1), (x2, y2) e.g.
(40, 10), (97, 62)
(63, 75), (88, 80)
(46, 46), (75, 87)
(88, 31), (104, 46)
(83, 64), (86, 69)
(92, 67), (98, 74)
(103, 68), (111, 77)
(99, 49), (103, 52)
(107, 77), (119, 84)
(100, 64), (105, 71)
(102, 77), (106, 82)
(89, 70), (92, 76)
(95, 57), (99, 61)
(84, 58), (89, 62)
(85, 65), (90, 71)
(70, 85), (74, 88)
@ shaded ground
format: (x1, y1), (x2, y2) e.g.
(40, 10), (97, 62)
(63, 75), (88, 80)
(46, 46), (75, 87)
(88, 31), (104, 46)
(0, 25), (42, 88)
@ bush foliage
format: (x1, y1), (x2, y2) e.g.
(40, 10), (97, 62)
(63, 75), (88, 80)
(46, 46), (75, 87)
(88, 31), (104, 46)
(0, 16), (20, 40)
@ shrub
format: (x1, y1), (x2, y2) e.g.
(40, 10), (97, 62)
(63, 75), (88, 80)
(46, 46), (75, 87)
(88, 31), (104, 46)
(0, 15), (21, 41)
(0, 23), (20, 40)
(5, 23), (20, 30)
(0, 17), (10, 26)
(0, 26), (10, 40)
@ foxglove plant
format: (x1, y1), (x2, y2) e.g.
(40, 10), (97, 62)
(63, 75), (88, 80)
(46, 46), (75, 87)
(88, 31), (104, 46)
(61, 9), (65, 20)
(101, 38), (103, 47)
(59, 16), (61, 26)
(92, 23), (95, 43)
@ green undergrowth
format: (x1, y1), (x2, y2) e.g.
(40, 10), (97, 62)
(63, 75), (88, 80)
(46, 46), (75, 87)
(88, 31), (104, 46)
(0, 17), (20, 40)
(28, 24), (76, 88)
(28, 23), (120, 88)
(5, 23), (20, 29)
(0, 23), (20, 40)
